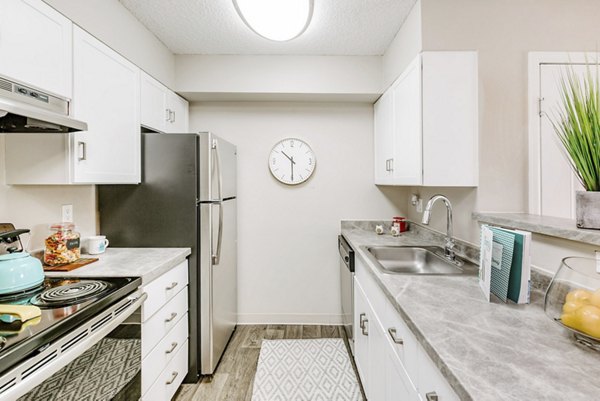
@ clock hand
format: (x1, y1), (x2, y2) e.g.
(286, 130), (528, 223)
(291, 156), (294, 182)
(281, 151), (296, 164)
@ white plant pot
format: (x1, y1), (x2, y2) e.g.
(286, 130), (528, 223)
(576, 191), (600, 229)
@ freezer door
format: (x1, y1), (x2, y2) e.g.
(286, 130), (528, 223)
(199, 198), (237, 374)
(198, 132), (237, 201)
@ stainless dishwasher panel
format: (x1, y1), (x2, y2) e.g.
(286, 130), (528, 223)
(339, 235), (355, 355)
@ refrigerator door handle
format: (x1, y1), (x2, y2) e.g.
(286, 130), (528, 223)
(212, 202), (223, 265)
(212, 138), (223, 201)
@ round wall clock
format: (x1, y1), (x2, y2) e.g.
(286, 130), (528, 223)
(268, 138), (316, 185)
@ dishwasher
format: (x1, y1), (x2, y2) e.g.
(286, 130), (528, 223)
(338, 235), (355, 355)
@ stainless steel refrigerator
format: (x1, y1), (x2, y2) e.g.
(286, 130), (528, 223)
(97, 132), (237, 381)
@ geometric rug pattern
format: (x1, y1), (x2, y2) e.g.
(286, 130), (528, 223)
(19, 337), (141, 401)
(251, 339), (361, 401)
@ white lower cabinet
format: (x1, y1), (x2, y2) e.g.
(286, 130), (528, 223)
(141, 261), (189, 401)
(354, 257), (459, 401)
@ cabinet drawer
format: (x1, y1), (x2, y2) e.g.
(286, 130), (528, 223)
(417, 346), (460, 401)
(383, 300), (419, 385)
(355, 257), (388, 321)
(142, 313), (188, 395)
(142, 287), (188, 358)
(142, 261), (188, 321)
(142, 339), (189, 401)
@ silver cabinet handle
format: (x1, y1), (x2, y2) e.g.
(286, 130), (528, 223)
(359, 313), (367, 329)
(164, 312), (178, 323)
(426, 392), (439, 401)
(389, 158), (394, 171)
(165, 108), (171, 122)
(165, 371), (178, 385)
(361, 319), (369, 336)
(388, 328), (403, 344)
(171, 110), (176, 123)
(165, 342), (178, 354)
(78, 141), (87, 161)
(385, 159), (390, 171)
(165, 282), (178, 290)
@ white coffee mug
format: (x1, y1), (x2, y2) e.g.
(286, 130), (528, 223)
(88, 235), (109, 255)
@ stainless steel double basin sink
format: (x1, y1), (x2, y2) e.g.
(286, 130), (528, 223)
(362, 245), (478, 276)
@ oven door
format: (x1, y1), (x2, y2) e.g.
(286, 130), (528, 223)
(0, 291), (147, 401)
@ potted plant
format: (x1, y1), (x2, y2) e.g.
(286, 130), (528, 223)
(551, 65), (600, 229)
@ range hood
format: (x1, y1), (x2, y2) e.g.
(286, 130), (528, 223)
(0, 77), (87, 133)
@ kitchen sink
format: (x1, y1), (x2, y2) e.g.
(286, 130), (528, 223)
(363, 245), (478, 275)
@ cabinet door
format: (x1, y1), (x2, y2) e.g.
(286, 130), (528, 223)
(141, 72), (168, 133)
(353, 278), (370, 394)
(417, 347), (460, 401)
(166, 92), (189, 133)
(391, 57), (422, 185)
(421, 52), (478, 187)
(72, 27), (141, 184)
(385, 346), (420, 401)
(374, 90), (394, 184)
(368, 316), (387, 401)
(0, 0), (72, 98)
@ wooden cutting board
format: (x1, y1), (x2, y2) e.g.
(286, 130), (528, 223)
(43, 258), (99, 272)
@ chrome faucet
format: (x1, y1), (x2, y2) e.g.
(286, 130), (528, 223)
(421, 195), (457, 262)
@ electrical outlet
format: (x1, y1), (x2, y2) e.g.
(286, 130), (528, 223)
(62, 204), (73, 223)
(416, 199), (423, 213)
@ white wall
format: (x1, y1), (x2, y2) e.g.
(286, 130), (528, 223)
(190, 102), (408, 323)
(400, 0), (600, 249)
(175, 55), (382, 101)
(44, 0), (175, 87)
(382, 0), (422, 89)
(0, 137), (97, 250)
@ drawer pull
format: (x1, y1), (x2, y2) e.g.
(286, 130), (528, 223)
(165, 342), (178, 354)
(426, 392), (439, 401)
(388, 328), (404, 345)
(165, 312), (178, 323)
(165, 282), (178, 290)
(361, 319), (369, 336)
(165, 371), (179, 385)
(359, 313), (367, 329)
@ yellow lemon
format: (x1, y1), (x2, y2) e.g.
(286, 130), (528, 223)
(562, 301), (584, 314)
(575, 304), (600, 338)
(565, 289), (592, 304)
(589, 289), (600, 307)
(561, 312), (580, 330)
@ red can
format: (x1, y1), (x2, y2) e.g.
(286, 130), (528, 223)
(393, 217), (408, 233)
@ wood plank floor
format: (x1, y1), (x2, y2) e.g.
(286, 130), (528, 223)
(174, 325), (362, 401)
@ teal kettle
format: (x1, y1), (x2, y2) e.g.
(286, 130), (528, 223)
(0, 252), (44, 294)
(0, 228), (44, 295)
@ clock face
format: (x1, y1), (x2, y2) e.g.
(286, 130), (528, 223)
(268, 138), (316, 185)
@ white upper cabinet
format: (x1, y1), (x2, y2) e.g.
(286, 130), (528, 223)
(141, 72), (189, 133)
(0, 0), (72, 98)
(4, 27), (142, 185)
(374, 51), (478, 187)
(72, 27), (141, 184)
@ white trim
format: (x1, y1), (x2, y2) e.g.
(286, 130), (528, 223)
(237, 313), (343, 325)
(527, 52), (600, 215)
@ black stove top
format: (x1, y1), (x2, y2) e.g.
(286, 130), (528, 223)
(0, 276), (141, 375)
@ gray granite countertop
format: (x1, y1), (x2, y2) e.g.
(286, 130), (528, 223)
(473, 212), (600, 246)
(341, 221), (600, 401)
(44, 248), (191, 285)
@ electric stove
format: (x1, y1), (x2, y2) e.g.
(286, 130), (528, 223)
(0, 276), (141, 376)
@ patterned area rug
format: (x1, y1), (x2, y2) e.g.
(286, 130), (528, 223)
(251, 338), (361, 401)
(19, 337), (141, 401)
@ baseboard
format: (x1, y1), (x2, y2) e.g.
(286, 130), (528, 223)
(237, 313), (344, 325)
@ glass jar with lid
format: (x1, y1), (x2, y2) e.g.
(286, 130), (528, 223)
(43, 223), (81, 266)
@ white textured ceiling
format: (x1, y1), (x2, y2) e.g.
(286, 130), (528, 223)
(118, 0), (417, 56)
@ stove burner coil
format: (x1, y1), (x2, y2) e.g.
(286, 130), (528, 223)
(31, 280), (112, 307)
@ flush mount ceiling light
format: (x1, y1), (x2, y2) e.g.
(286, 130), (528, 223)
(233, 0), (314, 42)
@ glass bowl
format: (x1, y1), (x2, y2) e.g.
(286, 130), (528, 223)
(544, 257), (600, 351)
